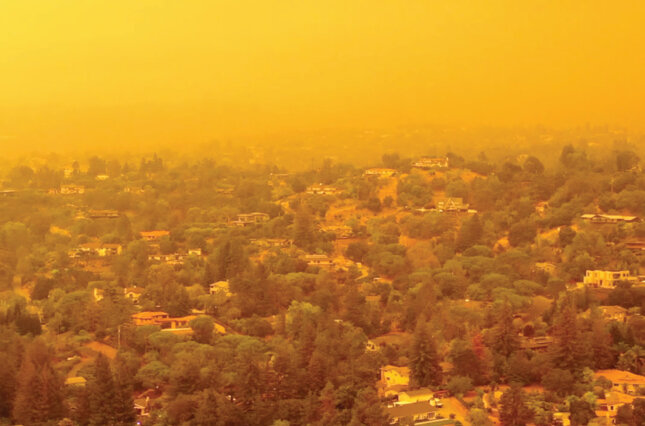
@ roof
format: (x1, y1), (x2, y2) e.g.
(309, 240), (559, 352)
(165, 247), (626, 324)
(305, 254), (331, 260)
(600, 306), (628, 315)
(157, 315), (197, 323)
(65, 377), (87, 385)
(140, 230), (170, 238)
(400, 388), (434, 398)
(595, 369), (645, 384)
(581, 213), (638, 221)
(382, 365), (411, 375)
(386, 401), (437, 418)
(132, 311), (169, 319)
(597, 392), (635, 405)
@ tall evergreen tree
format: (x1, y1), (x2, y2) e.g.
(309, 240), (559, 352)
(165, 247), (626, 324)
(499, 385), (533, 426)
(491, 303), (519, 357)
(113, 363), (136, 425)
(410, 317), (442, 387)
(12, 339), (64, 424)
(293, 206), (315, 249)
(87, 353), (117, 426)
(550, 294), (589, 372)
(456, 214), (483, 251)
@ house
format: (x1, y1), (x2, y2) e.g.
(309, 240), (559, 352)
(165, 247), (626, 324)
(321, 225), (354, 239)
(131, 311), (170, 326)
(595, 392), (635, 421)
(134, 397), (151, 417)
(93, 288), (105, 302)
(413, 157), (449, 169)
(625, 240), (645, 254)
(231, 212), (270, 226)
(71, 242), (122, 258)
(306, 184), (341, 195)
(434, 197), (469, 212)
(147, 253), (185, 265)
(304, 254), (334, 268)
(365, 340), (378, 352)
(595, 370), (645, 395)
(124, 287), (143, 303)
(385, 401), (438, 424)
(553, 412), (571, 426)
(364, 168), (397, 177)
(188, 248), (202, 256)
(396, 388), (435, 405)
(88, 209), (119, 219)
(250, 238), (292, 248)
(157, 315), (197, 329)
(140, 230), (170, 242)
(583, 270), (637, 288)
(209, 281), (232, 297)
(581, 214), (640, 224)
(65, 377), (87, 387)
(380, 365), (410, 388)
(60, 184), (85, 195)
(599, 305), (628, 322)
(534, 262), (556, 275)
(124, 186), (145, 194)
(365, 295), (381, 305)
(519, 336), (554, 351)
(535, 201), (549, 215)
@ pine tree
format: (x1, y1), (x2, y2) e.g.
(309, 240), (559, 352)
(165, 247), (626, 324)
(550, 294), (589, 372)
(491, 303), (519, 357)
(87, 353), (117, 426)
(410, 317), (442, 387)
(589, 309), (616, 369)
(293, 206), (315, 249)
(113, 364), (136, 425)
(456, 214), (483, 251)
(350, 387), (390, 425)
(12, 339), (64, 424)
(499, 385), (533, 426)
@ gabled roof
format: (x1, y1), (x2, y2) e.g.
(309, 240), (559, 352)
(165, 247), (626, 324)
(595, 369), (645, 384)
(386, 401), (437, 418)
(399, 388), (434, 398)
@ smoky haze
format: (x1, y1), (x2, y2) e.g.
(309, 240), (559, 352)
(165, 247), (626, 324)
(1, 1), (645, 153)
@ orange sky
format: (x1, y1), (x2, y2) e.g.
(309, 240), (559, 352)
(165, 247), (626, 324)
(1, 1), (645, 151)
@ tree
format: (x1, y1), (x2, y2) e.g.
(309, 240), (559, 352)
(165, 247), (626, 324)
(508, 220), (537, 247)
(469, 408), (493, 426)
(13, 339), (64, 424)
(542, 368), (574, 396)
(456, 214), (483, 252)
(558, 226), (576, 247)
(447, 376), (474, 396)
(293, 206), (315, 249)
(550, 294), (589, 373)
(410, 317), (442, 387)
(569, 398), (595, 426)
(87, 156), (107, 176)
(499, 385), (533, 426)
(87, 353), (117, 426)
(633, 398), (645, 426)
(350, 387), (389, 425)
(190, 315), (215, 344)
(490, 304), (519, 357)
(523, 156), (544, 175)
(616, 150), (640, 172)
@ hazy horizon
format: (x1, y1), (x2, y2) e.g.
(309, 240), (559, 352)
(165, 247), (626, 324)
(2, 1), (645, 152)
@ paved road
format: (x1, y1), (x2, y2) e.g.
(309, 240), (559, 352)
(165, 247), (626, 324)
(436, 397), (469, 424)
